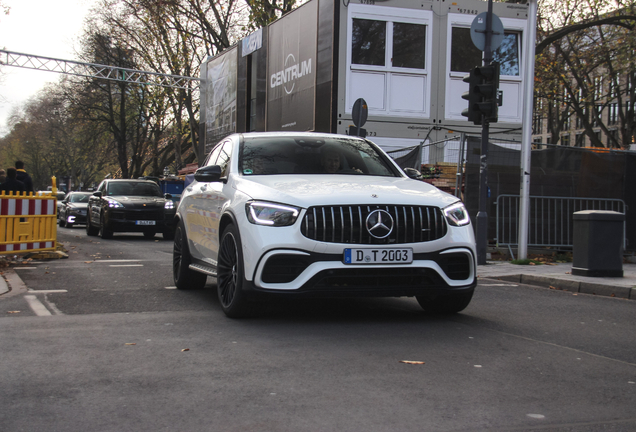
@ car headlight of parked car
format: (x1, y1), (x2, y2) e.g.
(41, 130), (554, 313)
(165, 200), (175, 210)
(443, 202), (470, 227)
(246, 201), (300, 226)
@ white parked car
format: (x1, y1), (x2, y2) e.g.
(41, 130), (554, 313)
(173, 132), (477, 317)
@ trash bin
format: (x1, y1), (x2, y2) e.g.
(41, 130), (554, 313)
(572, 210), (624, 277)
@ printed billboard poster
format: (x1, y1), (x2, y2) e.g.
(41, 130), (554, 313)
(267, 0), (317, 131)
(206, 47), (238, 151)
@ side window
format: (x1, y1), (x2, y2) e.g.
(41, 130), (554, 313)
(205, 144), (223, 167)
(351, 19), (386, 66)
(97, 182), (106, 193)
(493, 32), (520, 76)
(450, 27), (482, 73)
(450, 27), (520, 77)
(216, 141), (233, 177)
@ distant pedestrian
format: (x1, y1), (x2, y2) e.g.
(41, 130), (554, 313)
(15, 161), (34, 193)
(0, 169), (6, 184)
(0, 168), (26, 194)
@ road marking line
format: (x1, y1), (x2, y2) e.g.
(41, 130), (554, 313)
(109, 264), (144, 267)
(27, 290), (68, 294)
(24, 295), (52, 316)
(94, 260), (143, 263)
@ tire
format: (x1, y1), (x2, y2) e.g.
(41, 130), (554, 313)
(58, 217), (66, 228)
(163, 229), (175, 241)
(217, 224), (250, 318)
(66, 223), (74, 229)
(416, 291), (474, 314)
(99, 214), (113, 239)
(173, 221), (207, 290)
(143, 231), (156, 239)
(86, 213), (99, 236)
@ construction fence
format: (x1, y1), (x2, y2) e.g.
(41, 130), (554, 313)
(387, 136), (636, 251)
(0, 191), (57, 255)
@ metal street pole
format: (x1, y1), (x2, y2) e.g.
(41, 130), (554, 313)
(476, 0), (495, 265)
(517, 0), (538, 260)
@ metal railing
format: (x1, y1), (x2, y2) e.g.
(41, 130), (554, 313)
(495, 195), (626, 250)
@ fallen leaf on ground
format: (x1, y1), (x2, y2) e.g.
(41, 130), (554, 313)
(181, 348), (190, 352)
(400, 360), (424, 365)
(125, 343), (136, 345)
(7, 311), (20, 314)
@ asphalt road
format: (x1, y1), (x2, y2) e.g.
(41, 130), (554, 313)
(1, 227), (635, 431)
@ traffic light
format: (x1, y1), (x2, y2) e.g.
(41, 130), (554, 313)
(461, 61), (500, 124)
(461, 68), (483, 125)
(474, 61), (500, 123)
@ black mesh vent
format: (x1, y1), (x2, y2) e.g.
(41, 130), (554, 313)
(300, 205), (447, 244)
(262, 254), (312, 284)
(437, 253), (471, 280)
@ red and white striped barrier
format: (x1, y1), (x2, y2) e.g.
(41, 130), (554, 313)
(0, 192), (57, 254)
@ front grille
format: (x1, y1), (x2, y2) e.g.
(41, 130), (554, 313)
(111, 209), (163, 221)
(301, 205), (447, 245)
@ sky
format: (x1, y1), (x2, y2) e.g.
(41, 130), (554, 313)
(0, 0), (95, 136)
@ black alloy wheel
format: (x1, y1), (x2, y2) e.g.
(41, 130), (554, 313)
(58, 215), (66, 228)
(173, 220), (207, 290)
(99, 214), (113, 239)
(86, 212), (99, 236)
(217, 224), (249, 318)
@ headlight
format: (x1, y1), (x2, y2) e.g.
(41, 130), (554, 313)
(165, 200), (175, 210)
(246, 201), (300, 226)
(443, 202), (470, 226)
(106, 199), (123, 208)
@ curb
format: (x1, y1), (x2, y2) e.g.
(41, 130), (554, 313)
(488, 274), (636, 300)
(0, 269), (28, 299)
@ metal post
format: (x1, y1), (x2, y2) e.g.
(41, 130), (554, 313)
(476, 0), (495, 265)
(518, 0), (538, 260)
(455, 133), (466, 198)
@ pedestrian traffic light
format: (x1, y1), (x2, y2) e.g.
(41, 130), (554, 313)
(461, 68), (483, 125)
(474, 61), (500, 123)
(461, 62), (501, 125)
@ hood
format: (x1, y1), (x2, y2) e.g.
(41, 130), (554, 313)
(232, 174), (459, 208)
(108, 196), (166, 209)
(67, 202), (89, 210)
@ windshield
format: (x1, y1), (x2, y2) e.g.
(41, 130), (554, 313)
(69, 193), (91, 203)
(240, 136), (398, 177)
(107, 182), (162, 197)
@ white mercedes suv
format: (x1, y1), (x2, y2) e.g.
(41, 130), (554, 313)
(173, 132), (477, 317)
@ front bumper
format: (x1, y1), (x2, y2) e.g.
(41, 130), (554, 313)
(105, 209), (176, 233)
(246, 247), (476, 297)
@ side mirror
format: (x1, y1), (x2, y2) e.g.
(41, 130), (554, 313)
(403, 167), (423, 180)
(194, 165), (223, 183)
(93, 191), (103, 198)
(164, 193), (173, 200)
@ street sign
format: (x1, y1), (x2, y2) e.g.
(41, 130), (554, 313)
(470, 12), (504, 52)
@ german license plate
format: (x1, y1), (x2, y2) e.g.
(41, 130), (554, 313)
(136, 220), (156, 226)
(344, 248), (413, 264)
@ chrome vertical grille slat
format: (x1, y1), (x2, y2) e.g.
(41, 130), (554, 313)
(301, 205), (447, 244)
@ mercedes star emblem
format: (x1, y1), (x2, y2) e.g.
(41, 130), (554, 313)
(366, 209), (394, 239)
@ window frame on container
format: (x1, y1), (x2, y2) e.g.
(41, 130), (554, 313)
(346, 4), (433, 118)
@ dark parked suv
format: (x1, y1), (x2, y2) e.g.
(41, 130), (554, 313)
(86, 179), (176, 239)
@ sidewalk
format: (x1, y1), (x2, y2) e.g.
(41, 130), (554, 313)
(478, 261), (636, 300)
